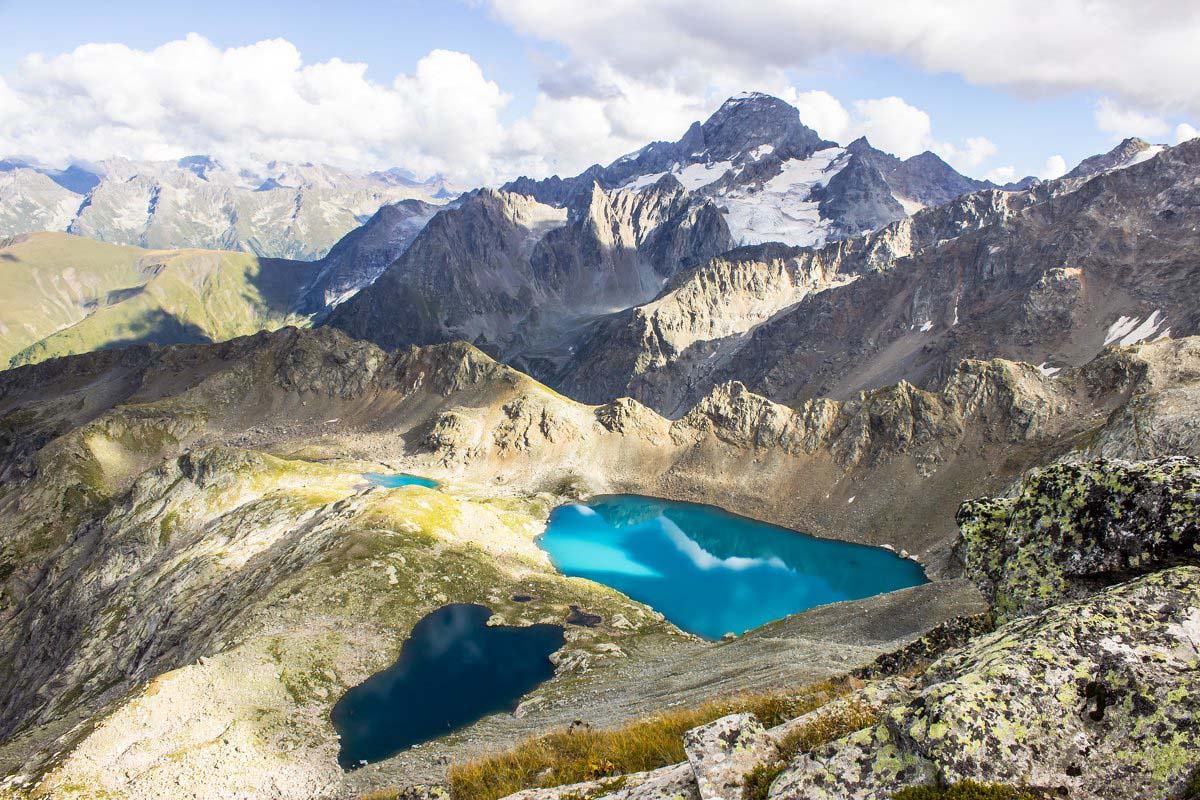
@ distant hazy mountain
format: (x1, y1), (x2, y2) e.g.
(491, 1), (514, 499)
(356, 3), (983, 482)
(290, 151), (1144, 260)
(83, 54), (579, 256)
(0, 156), (453, 261)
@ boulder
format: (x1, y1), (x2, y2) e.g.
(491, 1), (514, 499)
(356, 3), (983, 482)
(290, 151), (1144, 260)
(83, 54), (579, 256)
(769, 567), (1200, 799)
(683, 713), (778, 800)
(957, 457), (1200, 620)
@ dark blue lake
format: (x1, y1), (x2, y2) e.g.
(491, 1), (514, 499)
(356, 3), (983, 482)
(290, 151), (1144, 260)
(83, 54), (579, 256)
(365, 472), (439, 489)
(538, 496), (928, 640)
(331, 604), (563, 769)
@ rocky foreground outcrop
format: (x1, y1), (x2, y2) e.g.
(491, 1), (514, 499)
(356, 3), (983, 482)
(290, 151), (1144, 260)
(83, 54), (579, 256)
(498, 459), (1200, 800)
(499, 568), (1199, 800)
(959, 457), (1200, 621)
(771, 567), (1199, 800)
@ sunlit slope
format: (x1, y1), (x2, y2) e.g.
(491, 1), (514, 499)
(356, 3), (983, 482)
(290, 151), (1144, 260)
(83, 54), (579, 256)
(0, 232), (319, 366)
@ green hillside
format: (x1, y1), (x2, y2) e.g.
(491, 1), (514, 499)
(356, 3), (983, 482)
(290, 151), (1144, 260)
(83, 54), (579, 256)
(0, 232), (320, 367)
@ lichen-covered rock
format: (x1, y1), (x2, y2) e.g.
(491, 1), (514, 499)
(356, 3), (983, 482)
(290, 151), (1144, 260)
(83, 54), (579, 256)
(769, 567), (1200, 799)
(501, 762), (699, 800)
(957, 457), (1200, 620)
(683, 713), (778, 799)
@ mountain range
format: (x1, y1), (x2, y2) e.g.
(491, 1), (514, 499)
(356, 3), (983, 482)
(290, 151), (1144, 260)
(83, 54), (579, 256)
(0, 156), (453, 261)
(0, 89), (1196, 800)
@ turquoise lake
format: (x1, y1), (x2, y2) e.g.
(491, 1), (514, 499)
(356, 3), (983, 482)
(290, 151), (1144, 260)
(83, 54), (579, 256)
(365, 472), (439, 489)
(538, 495), (928, 640)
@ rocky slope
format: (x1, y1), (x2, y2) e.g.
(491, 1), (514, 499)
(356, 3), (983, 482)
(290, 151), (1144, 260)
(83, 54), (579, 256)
(0, 156), (451, 260)
(557, 136), (1199, 416)
(325, 179), (730, 372)
(0, 326), (1197, 798)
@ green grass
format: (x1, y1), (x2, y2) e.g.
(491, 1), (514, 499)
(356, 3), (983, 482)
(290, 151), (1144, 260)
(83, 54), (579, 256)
(891, 782), (1047, 800)
(0, 231), (319, 367)
(446, 678), (852, 800)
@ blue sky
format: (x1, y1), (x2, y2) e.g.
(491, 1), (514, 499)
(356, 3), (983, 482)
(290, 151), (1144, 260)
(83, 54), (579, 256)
(0, 0), (1195, 184)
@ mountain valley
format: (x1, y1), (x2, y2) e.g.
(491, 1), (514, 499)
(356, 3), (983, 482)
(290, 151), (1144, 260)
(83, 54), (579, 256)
(0, 86), (1196, 800)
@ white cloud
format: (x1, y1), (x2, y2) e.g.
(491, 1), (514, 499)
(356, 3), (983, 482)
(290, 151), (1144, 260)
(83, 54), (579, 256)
(0, 35), (513, 184)
(1041, 155), (1068, 179)
(851, 97), (934, 158)
(487, 0), (1200, 119)
(782, 89), (852, 142)
(984, 165), (1016, 184)
(1093, 98), (1171, 140)
(1176, 123), (1200, 143)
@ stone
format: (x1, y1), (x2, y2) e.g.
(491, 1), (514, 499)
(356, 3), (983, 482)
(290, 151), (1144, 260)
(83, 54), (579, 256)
(683, 713), (778, 800)
(958, 457), (1200, 621)
(770, 567), (1200, 800)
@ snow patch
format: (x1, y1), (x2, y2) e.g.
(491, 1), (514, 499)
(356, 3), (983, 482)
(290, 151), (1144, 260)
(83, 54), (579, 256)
(749, 144), (775, 161)
(622, 171), (669, 191)
(1104, 310), (1167, 347)
(1036, 363), (1061, 377)
(720, 147), (847, 247)
(1120, 145), (1166, 170)
(894, 194), (925, 215)
(674, 160), (734, 191)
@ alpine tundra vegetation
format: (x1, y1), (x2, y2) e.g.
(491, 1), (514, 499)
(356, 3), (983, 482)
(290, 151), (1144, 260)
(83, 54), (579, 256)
(0, 5), (1198, 799)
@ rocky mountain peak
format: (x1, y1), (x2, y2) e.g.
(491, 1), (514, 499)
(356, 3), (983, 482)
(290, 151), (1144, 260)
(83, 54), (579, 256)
(696, 92), (832, 162)
(1063, 136), (1161, 180)
(812, 154), (906, 236)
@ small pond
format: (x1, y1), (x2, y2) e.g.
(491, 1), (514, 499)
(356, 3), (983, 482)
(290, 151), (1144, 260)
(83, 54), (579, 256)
(364, 472), (439, 489)
(331, 603), (563, 769)
(538, 495), (928, 640)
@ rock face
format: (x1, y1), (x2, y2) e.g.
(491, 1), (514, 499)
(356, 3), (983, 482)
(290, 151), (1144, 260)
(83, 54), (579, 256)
(845, 137), (992, 209)
(812, 155), (907, 237)
(1063, 137), (1163, 180)
(298, 198), (444, 311)
(958, 457), (1200, 621)
(559, 137), (1199, 415)
(0, 156), (450, 260)
(683, 713), (778, 799)
(771, 567), (1200, 800)
(325, 181), (730, 369)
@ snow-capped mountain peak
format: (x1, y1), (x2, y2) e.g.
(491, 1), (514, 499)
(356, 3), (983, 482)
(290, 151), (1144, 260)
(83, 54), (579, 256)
(501, 92), (991, 250)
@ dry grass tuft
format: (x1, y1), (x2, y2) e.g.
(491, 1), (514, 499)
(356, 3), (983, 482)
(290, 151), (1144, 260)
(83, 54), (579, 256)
(447, 677), (852, 800)
(890, 781), (1048, 800)
(740, 700), (879, 799)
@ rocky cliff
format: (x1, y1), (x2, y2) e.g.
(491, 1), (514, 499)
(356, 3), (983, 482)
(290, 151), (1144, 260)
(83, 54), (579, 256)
(557, 137), (1198, 416)
(325, 180), (730, 371)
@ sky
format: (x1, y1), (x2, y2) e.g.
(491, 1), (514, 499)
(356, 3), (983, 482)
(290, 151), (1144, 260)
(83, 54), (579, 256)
(1, 0), (1198, 186)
